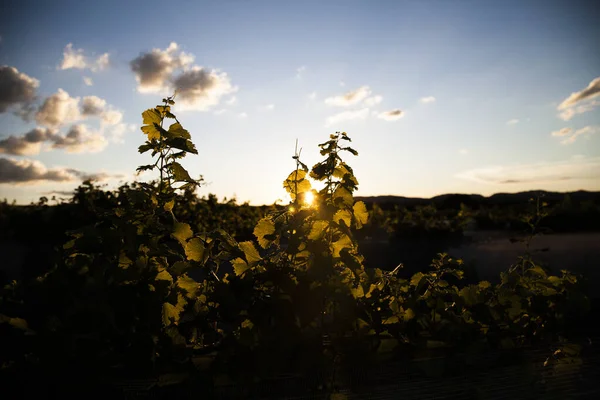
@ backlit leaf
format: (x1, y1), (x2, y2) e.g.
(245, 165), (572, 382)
(334, 209), (352, 228)
(162, 302), (182, 327)
(254, 218), (276, 249)
(172, 222), (193, 246)
(142, 109), (161, 125)
(177, 275), (200, 298)
(331, 234), (353, 258)
(168, 122), (191, 139)
(308, 220), (329, 241)
(232, 257), (251, 276)
(239, 241), (261, 265)
(185, 238), (206, 262)
(156, 269), (173, 284)
(170, 162), (193, 182)
(141, 124), (160, 140)
(353, 201), (369, 228)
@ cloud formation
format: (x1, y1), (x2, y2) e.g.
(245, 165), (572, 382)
(363, 95), (383, 107)
(0, 157), (123, 184)
(83, 76), (93, 86)
(551, 125), (599, 145)
(506, 119), (519, 125)
(377, 109), (404, 121)
(59, 43), (110, 72)
(172, 67), (237, 111)
(35, 89), (123, 127)
(130, 42), (236, 110)
(456, 157), (600, 185)
(325, 108), (369, 127)
(0, 124), (108, 155)
(325, 86), (372, 107)
(557, 77), (600, 120)
(558, 99), (599, 121)
(0, 65), (39, 113)
(419, 96), (436, 104)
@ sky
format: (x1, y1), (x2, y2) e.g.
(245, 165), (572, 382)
(0, 0), (599, 205)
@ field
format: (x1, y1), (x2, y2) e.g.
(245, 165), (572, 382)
(1, 99), (600, 399)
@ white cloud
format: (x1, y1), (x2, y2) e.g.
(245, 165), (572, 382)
(308, 91), (317, 100)
(83, 76), (93, 86)
(130, 43), (236, 111)
(238, 112), (248, 118)
(35, 89), (122, 127)
(558, 77), (600, 110)
(377, 109), (404, 121)
(130, 42), (195, 93)
(0, 157), (121, 184)
(557, 77), (600, 120)
(59, 43), (110, 72)
(0, 65), (39, 113)
(325, 108), (369, 127)
(552, 125), (599, 145)
(108, 123), (136, 144)
(456, 157), (600, 185)
(172, 67), (237, 111)
(339, 81), (345, 87)
(35, 89), (81, 127)
(50, 124), (108, 153)
(363, 95), (383, 107)
(325, 86), (372, 107)
(213, 109), (226, 115)
(558, 99), (600, 121)
(459, 149), (469, 155)
(419, 96), (436, 104)
(506, 119), (519, 125)
(226, 96), (237, 105)
(261, 104), (275, 111)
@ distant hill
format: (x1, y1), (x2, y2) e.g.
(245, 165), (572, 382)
(355, 190), (600, 209)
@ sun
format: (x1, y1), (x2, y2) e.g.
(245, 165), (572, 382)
(303, 191), (315, 207)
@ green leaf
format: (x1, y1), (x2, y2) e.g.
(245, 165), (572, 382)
(459, 285), (479, 306)
(403, 308), (416, 321)
(138, 143), (153, 154)
(351, 284), (365, 299)
(232, 257), (251, 276)
(172, 222), (193, 246)
(333, 209), (352, 228)
(383, 316), (399, 325)
(165, 137), (198, 154)
(353, 201), (369, 229)
(136, 164), (155, 173)
(164, 199), (175, 211)
(254, 218), (276, 249)
(118, 252), (133, 269)
(333, 186), (353, 207)
(156, 269), (173, 284)
(168, 122), (191, 139)
(141, 124), (160, 140)
(239, 241), (261, 266)
(170, 162), (193, 182)
(162, 302), (182, 327)
(177, 275), (200, 298)
(283, 169), (311, 199)
(331, 234), (353, 258)
(308, 220), (329, 241)
(185, 238), (206, 262)
(142, 109), (162, 125)
(410, 272), (425, 287)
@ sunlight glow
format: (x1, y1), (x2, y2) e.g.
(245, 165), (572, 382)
(303, 191), (315, 207)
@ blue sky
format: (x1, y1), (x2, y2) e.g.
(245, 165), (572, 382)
(0, 0), (599, 205)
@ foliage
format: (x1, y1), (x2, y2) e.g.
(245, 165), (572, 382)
(0, 98), (591, 397)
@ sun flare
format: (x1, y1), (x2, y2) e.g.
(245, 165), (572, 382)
(303, 191), (315, 207)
